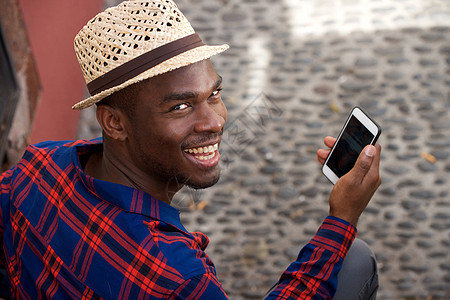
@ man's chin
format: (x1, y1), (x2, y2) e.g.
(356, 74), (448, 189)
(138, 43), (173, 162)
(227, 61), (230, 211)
(185, 174), (221, 190)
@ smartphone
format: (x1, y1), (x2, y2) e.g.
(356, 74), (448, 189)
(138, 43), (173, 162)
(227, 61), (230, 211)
(322, 107), (381, 184)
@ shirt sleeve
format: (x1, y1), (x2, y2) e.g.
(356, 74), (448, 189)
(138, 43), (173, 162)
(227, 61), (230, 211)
(169, 273), (228, 300)
(265, 216), (357, 300)
(0, 169), (14, 267)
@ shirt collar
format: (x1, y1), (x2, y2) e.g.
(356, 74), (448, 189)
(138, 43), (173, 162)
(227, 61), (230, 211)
(72, 138), (186, 232)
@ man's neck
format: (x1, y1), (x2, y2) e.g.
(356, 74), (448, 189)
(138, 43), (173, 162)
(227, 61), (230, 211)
(83, 147), (180, 205)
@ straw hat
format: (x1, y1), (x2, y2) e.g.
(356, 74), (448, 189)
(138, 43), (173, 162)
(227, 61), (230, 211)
(72, 0), (229, 110)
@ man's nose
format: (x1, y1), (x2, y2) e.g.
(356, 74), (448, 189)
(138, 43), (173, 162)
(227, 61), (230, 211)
(193, 103), (226, 133)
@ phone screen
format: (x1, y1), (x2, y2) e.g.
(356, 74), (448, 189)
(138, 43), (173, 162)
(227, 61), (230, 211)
(326, 115), (375, 177)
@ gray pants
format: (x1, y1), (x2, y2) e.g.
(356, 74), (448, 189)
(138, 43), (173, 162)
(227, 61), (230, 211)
(333, 238), (379, 300)
(264, 238), (379, 299)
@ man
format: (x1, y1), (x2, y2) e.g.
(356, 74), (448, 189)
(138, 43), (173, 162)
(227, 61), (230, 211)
(0, 0), (381, 298)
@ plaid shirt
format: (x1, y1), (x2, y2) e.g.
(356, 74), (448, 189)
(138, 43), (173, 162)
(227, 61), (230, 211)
(0, 139), (356, 299)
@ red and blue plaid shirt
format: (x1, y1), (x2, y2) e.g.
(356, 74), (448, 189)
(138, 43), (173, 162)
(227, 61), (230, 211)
(0, 139), (356, 299)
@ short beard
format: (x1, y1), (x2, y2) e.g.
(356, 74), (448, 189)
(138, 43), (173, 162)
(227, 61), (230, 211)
(133, 135), (222, 195)
(183, 172), (221, 190)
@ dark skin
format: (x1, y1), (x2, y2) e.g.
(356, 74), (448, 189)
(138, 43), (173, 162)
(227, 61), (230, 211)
(85, 59), (226, 204)
(318, 136), (382, 226)
(85, 59), (381, 227)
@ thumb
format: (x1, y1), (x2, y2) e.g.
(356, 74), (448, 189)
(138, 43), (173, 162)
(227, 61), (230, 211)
(350, 145), (376, 181)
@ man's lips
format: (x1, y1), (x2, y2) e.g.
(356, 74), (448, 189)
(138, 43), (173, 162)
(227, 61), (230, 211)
(183, 143), (219, 161)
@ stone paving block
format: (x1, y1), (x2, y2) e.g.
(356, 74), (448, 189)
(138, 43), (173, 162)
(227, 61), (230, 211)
(78, 0), (450, 299)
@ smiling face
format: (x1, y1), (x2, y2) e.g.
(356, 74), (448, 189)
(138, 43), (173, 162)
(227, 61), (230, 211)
(123, 59), (227, 195)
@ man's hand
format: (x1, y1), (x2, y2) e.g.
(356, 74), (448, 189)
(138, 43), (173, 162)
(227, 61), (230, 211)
(317, 136), (382, 227)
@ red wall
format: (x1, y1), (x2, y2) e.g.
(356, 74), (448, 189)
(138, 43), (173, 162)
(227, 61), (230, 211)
(18, 0), (103, 143)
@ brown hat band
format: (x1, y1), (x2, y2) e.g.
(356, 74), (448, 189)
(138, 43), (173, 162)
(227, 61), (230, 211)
(87, 33), (204, 96)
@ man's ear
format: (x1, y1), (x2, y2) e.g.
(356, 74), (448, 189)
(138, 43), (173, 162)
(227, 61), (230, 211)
(96, 104), (129, 141)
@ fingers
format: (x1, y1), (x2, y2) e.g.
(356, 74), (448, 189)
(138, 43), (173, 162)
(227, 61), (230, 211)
(324, 136), (336, 148)
(317, 136), (336, 164)
(349, 145), (376, 184)
(365, 143), (382, 186)
(317, 149), (330, 164)
(329, 142), (382, 227)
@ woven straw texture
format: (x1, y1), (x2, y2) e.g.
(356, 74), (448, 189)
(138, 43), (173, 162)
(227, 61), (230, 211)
(72, 0), (228, 110)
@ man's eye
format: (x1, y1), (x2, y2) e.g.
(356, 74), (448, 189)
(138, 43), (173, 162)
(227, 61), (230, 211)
(211, 88), (222, 97)
(172, 103), (190, 111)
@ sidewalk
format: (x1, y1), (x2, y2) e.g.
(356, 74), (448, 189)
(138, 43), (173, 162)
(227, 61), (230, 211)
(174, 1), (450, 299)
(79, 0), (450, 299)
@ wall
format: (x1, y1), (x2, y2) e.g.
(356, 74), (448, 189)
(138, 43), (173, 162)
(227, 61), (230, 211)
(18, 0), (104, 143)
(0, 0), (40, 170)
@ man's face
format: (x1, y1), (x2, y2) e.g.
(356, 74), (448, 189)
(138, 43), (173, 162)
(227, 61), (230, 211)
(125, 59), (227, 193)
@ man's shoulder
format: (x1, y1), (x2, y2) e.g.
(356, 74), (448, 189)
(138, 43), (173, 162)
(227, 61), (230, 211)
(6, 138), (103, 183)
(31, 138), (103, 152)
(22, 138), (102, 163)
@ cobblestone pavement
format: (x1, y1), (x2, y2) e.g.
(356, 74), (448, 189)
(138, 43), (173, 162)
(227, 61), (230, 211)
(78, 0), (450, 299)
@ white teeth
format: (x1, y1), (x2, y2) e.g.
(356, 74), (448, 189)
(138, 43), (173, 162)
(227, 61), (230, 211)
(184, 143), (218, 156)
(184, 143), (218, 161)
(197, 152), (215, 160)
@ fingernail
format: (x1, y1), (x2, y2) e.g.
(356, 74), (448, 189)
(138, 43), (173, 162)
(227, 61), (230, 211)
(365, 146), (375, 157)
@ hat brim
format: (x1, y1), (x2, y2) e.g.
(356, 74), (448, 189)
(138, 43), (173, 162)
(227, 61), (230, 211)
(72, 44), (229, 110)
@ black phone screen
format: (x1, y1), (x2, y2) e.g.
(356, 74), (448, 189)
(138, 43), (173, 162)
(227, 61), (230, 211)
(326, 116), (375, 177)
